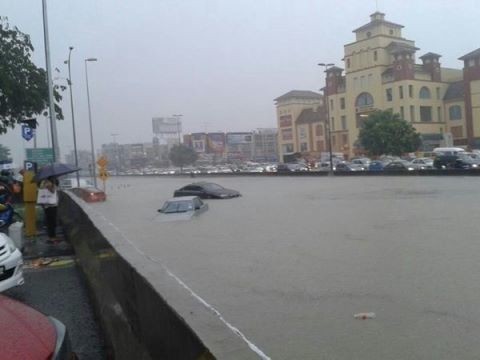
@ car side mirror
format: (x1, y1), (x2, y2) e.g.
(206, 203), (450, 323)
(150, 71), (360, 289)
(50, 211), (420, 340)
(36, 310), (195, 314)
(157, 209), (163, 213)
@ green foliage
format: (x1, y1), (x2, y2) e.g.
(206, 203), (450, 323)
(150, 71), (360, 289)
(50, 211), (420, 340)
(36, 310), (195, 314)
(0, 144), (10, 161)
(0, 17), (63, 134)
(168, 144), (198, 169)
(358, 110), (421, 156)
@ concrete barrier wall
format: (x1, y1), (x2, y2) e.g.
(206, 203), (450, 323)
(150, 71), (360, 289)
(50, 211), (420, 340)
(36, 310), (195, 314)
(59, 192), (260, 360)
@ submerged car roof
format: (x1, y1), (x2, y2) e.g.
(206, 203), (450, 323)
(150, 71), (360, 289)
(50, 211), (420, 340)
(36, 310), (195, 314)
(166, 196), (199, 202)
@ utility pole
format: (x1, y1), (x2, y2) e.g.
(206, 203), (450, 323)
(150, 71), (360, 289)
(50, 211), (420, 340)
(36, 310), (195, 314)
(318, 62), (335, 175)
(65, 46), (80, 187)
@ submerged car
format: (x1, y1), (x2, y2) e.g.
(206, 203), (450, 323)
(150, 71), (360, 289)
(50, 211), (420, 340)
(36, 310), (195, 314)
(173, 182), (241, 199)
(0, 294), (74, 359)
(0, 233), (24, 293)
(157, 196), (208, 221)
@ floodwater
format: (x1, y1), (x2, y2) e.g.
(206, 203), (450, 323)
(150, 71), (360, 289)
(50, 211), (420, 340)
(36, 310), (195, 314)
(94, 176), (480, 359)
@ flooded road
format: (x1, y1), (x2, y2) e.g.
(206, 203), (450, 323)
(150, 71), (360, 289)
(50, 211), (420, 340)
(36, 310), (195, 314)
(92, 176), (480, 359)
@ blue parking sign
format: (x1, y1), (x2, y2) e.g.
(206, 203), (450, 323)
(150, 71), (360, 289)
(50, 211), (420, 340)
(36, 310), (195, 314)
(22, 125), (34, 141)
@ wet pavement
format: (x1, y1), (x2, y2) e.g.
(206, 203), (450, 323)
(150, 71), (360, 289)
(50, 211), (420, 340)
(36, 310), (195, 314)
(89, 176), (480, 360)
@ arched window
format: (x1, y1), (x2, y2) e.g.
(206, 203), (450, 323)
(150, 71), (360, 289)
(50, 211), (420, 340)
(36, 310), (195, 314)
(356, 92), (374, 107)
(449, 105), (462, 120)
(419, 87), (431, 99)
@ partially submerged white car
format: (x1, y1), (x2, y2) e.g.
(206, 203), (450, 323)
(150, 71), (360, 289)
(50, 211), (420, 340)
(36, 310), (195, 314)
(0, 233), (24, 292)
(157, 196), (208, 222)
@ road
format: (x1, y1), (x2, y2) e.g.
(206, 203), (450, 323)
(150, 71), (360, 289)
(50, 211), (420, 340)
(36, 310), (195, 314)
(89, 175), (480, 359)
(5, 260), (105, 360)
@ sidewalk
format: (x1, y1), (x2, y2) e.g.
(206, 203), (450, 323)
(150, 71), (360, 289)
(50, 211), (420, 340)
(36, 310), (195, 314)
(22, 227), (75, 260)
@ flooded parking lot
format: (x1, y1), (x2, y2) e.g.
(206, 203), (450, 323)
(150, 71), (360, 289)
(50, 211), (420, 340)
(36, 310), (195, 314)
(92, 176), (480, 359)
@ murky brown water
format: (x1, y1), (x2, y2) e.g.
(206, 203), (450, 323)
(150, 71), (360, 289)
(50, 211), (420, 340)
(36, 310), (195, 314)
(93, 176), (480, 359)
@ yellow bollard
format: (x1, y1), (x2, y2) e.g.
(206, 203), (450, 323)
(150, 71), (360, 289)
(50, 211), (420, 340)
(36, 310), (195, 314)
(22, 171), (37, 237)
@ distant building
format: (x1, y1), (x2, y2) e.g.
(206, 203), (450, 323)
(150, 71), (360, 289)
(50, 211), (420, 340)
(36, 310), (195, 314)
(252, 128), (278, 162)
(152, 117), (182, 147)
(275, 11), (480, 158)
(65, 150), (94, 176)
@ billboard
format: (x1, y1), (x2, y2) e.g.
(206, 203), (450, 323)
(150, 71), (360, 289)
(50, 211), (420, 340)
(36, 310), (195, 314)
(152, 117), (181, 134)
(207, 133), (225, 153)
(191, 133), (207, 153)
(226, 133), (252, 145)
(279, 115), (292, 128)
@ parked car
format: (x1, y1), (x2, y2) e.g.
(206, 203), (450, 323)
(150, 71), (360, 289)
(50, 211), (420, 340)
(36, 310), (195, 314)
(335, 162), (365, 172)
(410, 157), (434, 170)
(368, 160), (387, 172)
(276, 163), (308, 172)
(157, 196), (208, 221)
(350, 158), (371, 167)
(433, 154), (478, 169)
(59, 177), (93, 190)
(383, 161), (414, 172)
(0, 294), (75, 359)
(71, 187), (107, 203)
(174, 182), (241, 199)
(0, 233), (24, 293)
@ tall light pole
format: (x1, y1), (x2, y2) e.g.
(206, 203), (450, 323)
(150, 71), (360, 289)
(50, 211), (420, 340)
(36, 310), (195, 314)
(65, 46), (80, 187)
(85, 58), (98, 187)
(318, 62), (335, 175)
(111, 133), (119, 174)
(42, 0), (60, 162)
(172, 114), (183, 144)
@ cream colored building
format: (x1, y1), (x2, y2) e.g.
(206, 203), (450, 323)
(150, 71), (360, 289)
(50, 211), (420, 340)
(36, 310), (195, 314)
(275, 12), (480, 159)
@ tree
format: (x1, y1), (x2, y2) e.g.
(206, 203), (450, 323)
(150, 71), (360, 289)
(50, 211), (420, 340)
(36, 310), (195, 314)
(0, 144), (10, 161)
(0, 17), (63, 134)
(168, 144), (198, 170)
(358, 110), (421, 156)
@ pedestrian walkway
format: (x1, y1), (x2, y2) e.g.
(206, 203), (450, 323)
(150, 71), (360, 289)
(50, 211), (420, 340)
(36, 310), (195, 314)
(22, 227), (75, 260)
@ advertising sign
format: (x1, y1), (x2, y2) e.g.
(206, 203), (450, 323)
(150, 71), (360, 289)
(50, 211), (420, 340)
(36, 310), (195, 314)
(279, 115), (292, 128)
(191, 133), (207, 153)
(226, 133), (252, 145)
(152, 117), (181, 134)
(207, 133), (225, 153)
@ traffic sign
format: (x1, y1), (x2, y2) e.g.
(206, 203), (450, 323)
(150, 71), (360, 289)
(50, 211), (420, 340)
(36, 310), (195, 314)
(22, 125), (35, 141)
(25, 148), (54, 166)
(97, 156), (108, 168)
(98, 169), (109, 181)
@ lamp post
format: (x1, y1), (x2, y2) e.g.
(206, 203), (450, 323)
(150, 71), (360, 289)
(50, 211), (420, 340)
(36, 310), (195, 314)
(318, 62), (335, 175)
(42, 0), (60, 162)
(65, 46), (80, 187)
(85, 58), (98, 187)
(172, 114), (183, 144)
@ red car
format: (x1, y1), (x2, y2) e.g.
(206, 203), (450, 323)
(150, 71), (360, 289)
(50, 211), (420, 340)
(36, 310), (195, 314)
(0, 295), (75, 359)
(71, 187), (107, 203)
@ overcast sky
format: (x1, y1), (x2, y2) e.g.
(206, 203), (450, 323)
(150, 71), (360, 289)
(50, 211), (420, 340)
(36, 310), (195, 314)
(1, 0), (479, 163)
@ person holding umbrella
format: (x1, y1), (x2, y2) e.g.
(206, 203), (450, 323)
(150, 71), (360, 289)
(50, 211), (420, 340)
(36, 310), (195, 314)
(35, 163), (79, 244)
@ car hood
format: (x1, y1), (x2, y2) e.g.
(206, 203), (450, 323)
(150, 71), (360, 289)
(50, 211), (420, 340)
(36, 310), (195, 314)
(0, 295), (56, 360)
(156, 211), (195, 222)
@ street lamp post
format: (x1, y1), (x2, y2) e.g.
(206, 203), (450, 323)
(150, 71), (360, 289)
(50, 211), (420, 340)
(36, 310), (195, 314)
(318, 62), (335, 175)
(65, 46), (80, 187)
(85, 58), (98, 187)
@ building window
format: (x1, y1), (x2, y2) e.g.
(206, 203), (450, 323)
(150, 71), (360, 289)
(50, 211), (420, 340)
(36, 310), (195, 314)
(449, 105), (462, 120)
(356, 92), (374, 108)
(469, 59), (475, 67)
(330, 99), (334, 111)
(437, 107), (442, 122)
(410, 105), (415, 122)
(399, 86), (404, 99)
(366, 31), (371, 38)
(436, 87), (440, 100)
(299, 127), (307, 140)
(331, 117), (335, 131)
(389, 29), (394, 35)
(409, 85), (413, 98)
(420, 106), (432, 122)
(300, 143), (308, 152)
(316, 140), (324, 151)
(386, 88), (393, 102)
(315, 124), (323, 136)
(342, 134), (348, 145)
(419, 86), (431, 99)
(347, 58), (351, 68)
(282, 144), (294, 153)
(400, 106), (405, 120)
(451, 126), (463, 138)
(374, 50), (378, 61)
(281, 128), (293, 141)
(332, 135), (336, 147)
(340, 97), (345, 109)
(341, 116), (347, 130)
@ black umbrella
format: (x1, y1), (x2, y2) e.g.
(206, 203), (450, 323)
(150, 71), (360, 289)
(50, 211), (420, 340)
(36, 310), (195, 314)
(33, 163), (80, 182)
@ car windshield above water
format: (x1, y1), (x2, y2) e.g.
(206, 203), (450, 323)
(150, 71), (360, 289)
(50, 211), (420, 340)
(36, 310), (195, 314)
(161, 200), (194, 213)
(202, 183), (225, 191)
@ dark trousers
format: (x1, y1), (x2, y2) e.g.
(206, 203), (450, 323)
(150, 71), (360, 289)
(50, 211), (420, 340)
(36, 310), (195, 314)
(44, 206), (57, 238)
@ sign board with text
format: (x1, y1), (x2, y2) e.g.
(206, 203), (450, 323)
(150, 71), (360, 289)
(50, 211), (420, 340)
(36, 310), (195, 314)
(25, 148), (54, 166)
